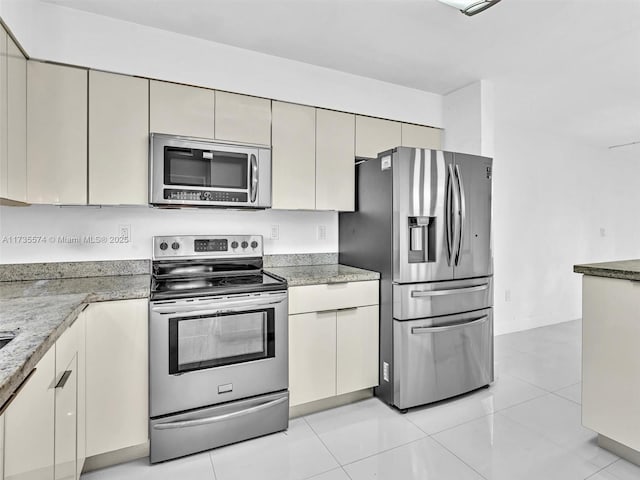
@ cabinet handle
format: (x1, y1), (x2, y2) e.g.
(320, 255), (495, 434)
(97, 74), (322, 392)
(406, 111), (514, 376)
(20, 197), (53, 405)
(411, 315), (489, 334)
(55, 370), (72, 389)
(338, 307), (358, 312)
(0, 368), (36, 415)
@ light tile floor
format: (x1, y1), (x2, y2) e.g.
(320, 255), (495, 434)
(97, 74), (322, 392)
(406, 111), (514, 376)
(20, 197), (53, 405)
(82, 319), (640, 480)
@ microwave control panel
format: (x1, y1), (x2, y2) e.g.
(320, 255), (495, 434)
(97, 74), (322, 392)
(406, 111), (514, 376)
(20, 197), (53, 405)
(164, 189), (248, 203)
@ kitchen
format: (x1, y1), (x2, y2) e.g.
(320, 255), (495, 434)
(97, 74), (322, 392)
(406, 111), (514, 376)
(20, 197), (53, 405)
(1, 1), (640, 479)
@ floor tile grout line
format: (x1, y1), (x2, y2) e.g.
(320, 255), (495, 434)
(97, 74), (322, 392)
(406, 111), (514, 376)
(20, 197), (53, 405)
(429, 434), (490, 480)
(550, 390), (581, 406)
(300, 415), (345, 473)
(584, 459), (622, 480)
(208, 451), (219, 480)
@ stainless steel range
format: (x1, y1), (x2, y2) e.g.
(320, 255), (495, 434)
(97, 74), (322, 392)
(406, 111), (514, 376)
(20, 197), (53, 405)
(148, 235), (289, 463)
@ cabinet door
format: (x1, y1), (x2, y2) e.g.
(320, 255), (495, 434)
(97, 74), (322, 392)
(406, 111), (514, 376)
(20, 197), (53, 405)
(4, 347), (56, 480)
(337, 305), (379, 395)
(0, 412), (4, 480)
(289, 311), (336, 406)
(6, 36), (27, 202)
(149, 80), (214, 139)
(0, 28), (7, 198)
(401, 123), (442, 150)
(316, 109), (355, 211)
(85, 299), (148, 456)
(55, 355), (77, 480)
(215, 91), (271, 146)
(75, 314), (86, 480)
(271, 101), (315, 210)
(27, 62), (87, 204)
(89, 71), (149, 205)
(355, 116), (401, 159)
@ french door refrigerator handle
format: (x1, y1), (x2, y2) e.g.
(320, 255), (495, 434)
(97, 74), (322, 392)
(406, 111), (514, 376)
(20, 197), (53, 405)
(446, 164), (456, 266)
(411, 315), (489, 334)
(454, 164), (466, 265)
(410, 283), (488, 297)
(152, 395), (288, 430)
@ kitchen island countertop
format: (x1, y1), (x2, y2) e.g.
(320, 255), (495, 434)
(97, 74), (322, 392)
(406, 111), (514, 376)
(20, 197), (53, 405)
(573, 259), (640, 281)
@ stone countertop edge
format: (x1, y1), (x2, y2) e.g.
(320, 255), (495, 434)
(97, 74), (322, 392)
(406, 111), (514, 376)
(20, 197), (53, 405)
(266, 264), (380, 287)
(0, 284), (149, 410)
(574, 259), (640, 282)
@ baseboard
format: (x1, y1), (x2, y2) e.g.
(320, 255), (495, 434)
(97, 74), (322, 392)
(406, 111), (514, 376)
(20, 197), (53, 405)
(82, 442), (149, 472)
(598, 434), (640, 467)
(289, 389), (373, 418)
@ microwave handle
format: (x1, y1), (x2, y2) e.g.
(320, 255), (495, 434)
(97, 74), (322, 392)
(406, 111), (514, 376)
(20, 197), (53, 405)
(250, 154), (258, 203)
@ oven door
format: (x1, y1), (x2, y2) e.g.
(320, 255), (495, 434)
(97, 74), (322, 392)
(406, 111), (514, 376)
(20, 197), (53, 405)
(149, 290), (288, 417)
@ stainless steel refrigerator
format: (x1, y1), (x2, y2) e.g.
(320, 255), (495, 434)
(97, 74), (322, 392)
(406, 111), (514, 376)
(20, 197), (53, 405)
(339, 147), (494, 411)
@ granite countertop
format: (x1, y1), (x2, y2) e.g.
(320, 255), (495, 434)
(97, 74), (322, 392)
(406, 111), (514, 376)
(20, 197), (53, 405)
(267, 264), (380, 287)
(574, 259), (640, 282)
(0, 275), (150, 408)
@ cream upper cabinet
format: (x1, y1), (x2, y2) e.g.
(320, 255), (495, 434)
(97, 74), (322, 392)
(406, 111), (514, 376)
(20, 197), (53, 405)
(0, 28), (7, 199)
(27, 62), (88, 204)
(336, 305), (379, 395)
(214, 91), (271, 146)
(4, 347), (56, 480)
(401, 123), (442, 150)
(6, 36), (27, 202)
(271, 101), (316, 210)
(150, 80), (214, 139)
(355, 116), (402, 159)
(316, 109), (355, 212)
(85, 299), (148, 457)
(89, 71), (149, 205)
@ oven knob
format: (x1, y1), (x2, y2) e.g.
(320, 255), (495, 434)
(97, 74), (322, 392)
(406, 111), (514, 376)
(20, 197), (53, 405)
(251, 241), (258, 249)
(202, 192), (212, 201)
(159, 242), (168, 251)
(171, 242), (180, 250)
(231, 241), (239, 249)
(241, 241), (248, 249)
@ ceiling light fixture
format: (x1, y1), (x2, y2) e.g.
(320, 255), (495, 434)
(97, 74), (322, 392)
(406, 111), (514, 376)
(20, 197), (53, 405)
(437, 0), (502, 16)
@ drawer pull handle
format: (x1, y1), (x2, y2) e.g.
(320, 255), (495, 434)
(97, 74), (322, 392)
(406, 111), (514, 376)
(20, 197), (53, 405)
(410, 284), (488, 298)
(55, 370), (72, 389)
(411, 315), (489, 334)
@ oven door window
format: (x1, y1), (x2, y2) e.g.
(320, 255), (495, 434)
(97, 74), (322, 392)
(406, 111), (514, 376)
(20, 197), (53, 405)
(164, 147), (248, 189)
(168, 309), (274, 374)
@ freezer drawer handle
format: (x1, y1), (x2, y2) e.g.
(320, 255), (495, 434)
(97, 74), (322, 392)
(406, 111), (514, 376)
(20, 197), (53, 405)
(152, 395), (288, 430)
(411, 315), (489, 334)
(410, 283), (488, 298)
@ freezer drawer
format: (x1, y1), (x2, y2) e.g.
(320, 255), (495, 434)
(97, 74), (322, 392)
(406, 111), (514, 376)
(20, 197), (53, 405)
(393, 308), (493, 410)
(393, 277), (492, 320)
(149, 390), (289, 463)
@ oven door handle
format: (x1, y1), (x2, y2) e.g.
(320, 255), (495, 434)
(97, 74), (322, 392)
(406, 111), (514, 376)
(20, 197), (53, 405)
(152, 395), (288, 430)
(151, 293), (287, 315)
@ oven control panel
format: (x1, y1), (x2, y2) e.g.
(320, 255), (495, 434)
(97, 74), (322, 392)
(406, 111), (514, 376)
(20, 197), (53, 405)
(153, 235), (263, 259)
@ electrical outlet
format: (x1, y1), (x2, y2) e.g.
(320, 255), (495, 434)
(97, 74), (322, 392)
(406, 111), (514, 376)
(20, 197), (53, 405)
(118, 224), (131, 241)
(270, 225), (280, 240)
(505, 289), (511, 302)
(317, 225), (327, 241)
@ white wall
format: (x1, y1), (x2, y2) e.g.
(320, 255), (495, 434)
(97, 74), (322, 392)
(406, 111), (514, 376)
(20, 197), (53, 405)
(0, 0), (442, 128)
(491, 120), (640, 335)
(0, 206), (337, 263)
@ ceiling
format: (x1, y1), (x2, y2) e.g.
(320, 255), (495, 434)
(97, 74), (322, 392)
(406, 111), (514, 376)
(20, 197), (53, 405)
(41, 0), (640, 148)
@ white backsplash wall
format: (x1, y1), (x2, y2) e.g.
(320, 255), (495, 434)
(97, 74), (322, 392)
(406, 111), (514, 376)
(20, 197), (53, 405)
(0, 206), (338, 264)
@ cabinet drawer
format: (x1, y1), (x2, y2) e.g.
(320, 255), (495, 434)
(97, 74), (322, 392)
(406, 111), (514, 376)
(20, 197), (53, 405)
(289, 280), (378, 315)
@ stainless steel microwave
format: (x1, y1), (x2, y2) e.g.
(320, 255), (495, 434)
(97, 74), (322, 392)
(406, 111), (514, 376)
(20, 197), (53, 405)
(149, 133), (272, 208)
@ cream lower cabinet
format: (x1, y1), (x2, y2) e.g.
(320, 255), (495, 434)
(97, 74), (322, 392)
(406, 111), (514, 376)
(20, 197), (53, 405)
(0, 412), (4, 478)
(85, 299), (148, 457)
(3, 347), (56, 480)
(288, 281), (379, 407)
(582, 275), (640, 453)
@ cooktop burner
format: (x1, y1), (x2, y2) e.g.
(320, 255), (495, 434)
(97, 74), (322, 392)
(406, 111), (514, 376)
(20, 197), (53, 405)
(150, 235), (287, 300)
